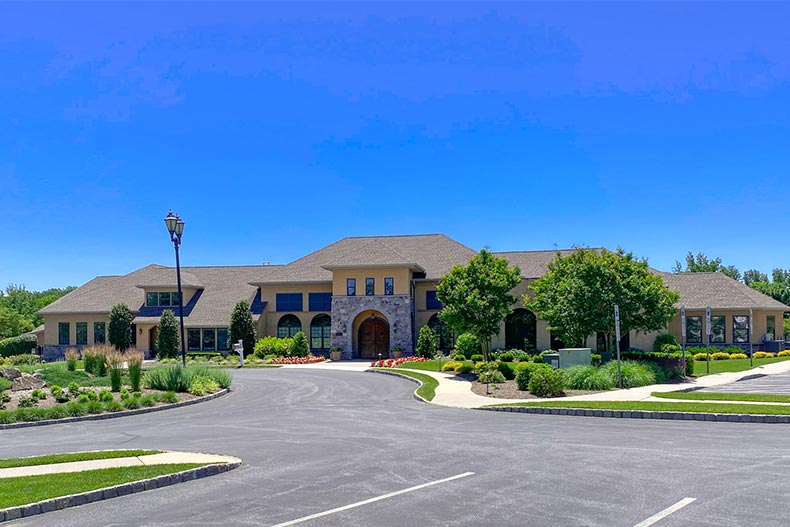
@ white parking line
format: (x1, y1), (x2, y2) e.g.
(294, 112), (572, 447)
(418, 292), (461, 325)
(633, 497), (696, 527)
(267, 472), (475, 527)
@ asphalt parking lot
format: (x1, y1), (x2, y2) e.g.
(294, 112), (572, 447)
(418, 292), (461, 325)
(2, 368), (790, 526)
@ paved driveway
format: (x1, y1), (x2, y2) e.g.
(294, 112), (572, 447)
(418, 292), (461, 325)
(699, 372), (790, 395)
(2, 368), (790, 527)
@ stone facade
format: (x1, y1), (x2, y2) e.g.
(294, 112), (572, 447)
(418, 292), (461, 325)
(331, 295), (415, 359)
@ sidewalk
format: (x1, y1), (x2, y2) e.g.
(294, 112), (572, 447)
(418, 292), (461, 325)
(0, 452), (240, 479)
(397, 359), (790, 409)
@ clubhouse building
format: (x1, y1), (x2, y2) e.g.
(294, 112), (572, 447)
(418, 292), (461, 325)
(37, 234), (789, 360)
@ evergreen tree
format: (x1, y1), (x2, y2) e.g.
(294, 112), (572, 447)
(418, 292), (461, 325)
(416, 325), (435, 358)
(289, 331), (310, 357)
(228, 299), (256, 357)
(108, 304), (134, 351)
(156, 309), (180, 359)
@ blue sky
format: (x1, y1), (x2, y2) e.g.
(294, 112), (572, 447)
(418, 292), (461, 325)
(1, 2), (789, 290)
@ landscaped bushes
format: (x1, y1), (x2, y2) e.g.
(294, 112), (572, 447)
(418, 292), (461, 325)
(754, 351), (776, 359)
(253, 336), (293, 358)
(528, 367), (565, 397)
(620, 349), (693, 378)
(600, 361), (657, 389)
(454, 334), (480, 359)
(652, 333), (677, 351)
(564, 365), (615, 390)
(514, 362), (552, 390)
(0, 334), (37, 357)
(778, 350), (790, 357)
(143, 366), (232, 393)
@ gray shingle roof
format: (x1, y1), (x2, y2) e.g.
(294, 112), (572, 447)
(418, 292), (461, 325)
(660, 272), (790, 310)
(494, 249), (605, 278)
(39, 264), (281, 327)
(134, 267), (203, 289)
(255, 234), (476, 283)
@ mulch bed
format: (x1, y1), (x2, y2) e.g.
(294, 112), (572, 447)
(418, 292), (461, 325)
(470, 379), (604, 399)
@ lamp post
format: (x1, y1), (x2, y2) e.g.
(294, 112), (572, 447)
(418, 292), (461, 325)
(164, 211), (187, 367)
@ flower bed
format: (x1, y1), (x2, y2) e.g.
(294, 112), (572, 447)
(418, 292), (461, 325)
(267, 356), (327, 365)
(370, 357), (430, 368)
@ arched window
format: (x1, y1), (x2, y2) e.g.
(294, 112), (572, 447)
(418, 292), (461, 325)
(310, 314), (331, 352)
(277, 314), (302, 338)
(505, 309), (537, 351)
(428, 314), (455, 351)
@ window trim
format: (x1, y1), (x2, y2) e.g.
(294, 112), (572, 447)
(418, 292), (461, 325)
(686, 316), (702, 344)
(767, 315), (776, 340)
(347, 278), (356, 296)
(202, 328), (216, 351)
(733, 314), (750, 343)
(94, 322), (106, 344)
(187, 328), (201, 351)
(277, 314), (302, 339)
(76, 322), (88, 346)
(58, 322), (70, 346)
(365, 277), (375, 296)
(710, 315), (726, 344)
(276, 293), (303, 312)
(384, 277), (394, 296)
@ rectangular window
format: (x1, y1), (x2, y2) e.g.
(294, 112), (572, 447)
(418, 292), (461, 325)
(94, 322), (106, 344)
(202, 328), (216, 351)
(686, 316), (702, 344)
(426, 290), (443, 310)
(768, 315), (776, 340)
(217, 328), (229, 351)
(308, 292), (332, 312)
(710, 316), (726, 344)
(347, 278), (356, 296)
(58, 322), (70, 346)
(384, 277), (394, 296)
(76, 322), (88, 345)
(159, 292), (172, 306)
(276, 293), (303, 312)
(187, 329), (201, 351)
(733, 315), (750, 343)
(171, 292), (180, 305)
(365, 278), (375, 296)
(147, 292), (158, 306)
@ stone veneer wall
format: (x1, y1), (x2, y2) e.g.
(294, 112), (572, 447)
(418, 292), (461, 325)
(331, 295), (414, 360)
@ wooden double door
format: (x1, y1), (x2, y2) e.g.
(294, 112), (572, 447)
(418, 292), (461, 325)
(359, 318), (390, 359)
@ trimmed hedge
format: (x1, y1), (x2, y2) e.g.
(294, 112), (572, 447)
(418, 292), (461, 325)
(620, 349), (693, 378)
(0, 334), (38, 358)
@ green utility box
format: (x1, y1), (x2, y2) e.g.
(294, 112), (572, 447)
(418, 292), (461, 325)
(557, 348), (592, 369)
(542, 353), (560, 369)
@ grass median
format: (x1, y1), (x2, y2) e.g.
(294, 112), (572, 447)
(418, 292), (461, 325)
(490, 400), (790, 415)
(0, 450), (161, 469)
(373, 369), (438, 401)
(651, 391), (790, 404)
(0, 464), (203, 509)
(693, 356), (790, 377)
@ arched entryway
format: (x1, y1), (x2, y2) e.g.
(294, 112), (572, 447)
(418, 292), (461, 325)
(358, 317), (390, 359)
(505, 309), (537, 351)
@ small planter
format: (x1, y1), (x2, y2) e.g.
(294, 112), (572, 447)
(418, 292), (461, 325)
(391, 348), (403, 359)
(330, 348), (342, 361)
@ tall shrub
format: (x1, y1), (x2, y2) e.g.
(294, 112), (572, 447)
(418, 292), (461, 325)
(156, 309), (180, 359)
(289, 332), (310, 357)
(127, 350), (144, 392)
(454, 333), (480, 359)
(228, 300), (256, 357)
(105, 350), (125, 392)
(108, 304), (133, 351)
(415, 325), (435, 359)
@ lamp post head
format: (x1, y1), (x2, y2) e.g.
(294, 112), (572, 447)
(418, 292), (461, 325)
(175, 217), (185, 237)
(164, 210), (178, 235)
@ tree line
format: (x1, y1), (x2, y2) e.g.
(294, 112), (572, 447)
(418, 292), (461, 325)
(0, 284), (77, 340)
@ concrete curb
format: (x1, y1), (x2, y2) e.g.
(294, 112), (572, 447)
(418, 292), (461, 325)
(0, 460), (241, 523)
(0, 389), (229, 431)
(479, 405), (790, 424)
(368, 369), (430, 403)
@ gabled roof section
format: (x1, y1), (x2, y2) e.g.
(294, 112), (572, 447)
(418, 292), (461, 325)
(253, 234), (476, 284)
(135, 266), (203, 289)
(660, 272), (790, 311)
(321, 239), (425, 271)
(494, 248), (606, 279)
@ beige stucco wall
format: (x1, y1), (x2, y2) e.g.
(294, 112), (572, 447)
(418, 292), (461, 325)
(331, 268), (411, 296)
(258, 283), (333, 338)
(42, 314), (110, 346)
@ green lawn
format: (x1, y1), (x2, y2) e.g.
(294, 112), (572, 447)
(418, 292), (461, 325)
(492, 400), (790, 415)
(0, 464), (202, 508)
(0, 450), (161, 469)
(373, 369), (439, 401)
(693, 356), (790, 377)
(395, 360), (445, 372)
(651, 391), (790, 403)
